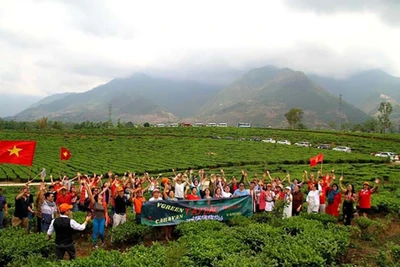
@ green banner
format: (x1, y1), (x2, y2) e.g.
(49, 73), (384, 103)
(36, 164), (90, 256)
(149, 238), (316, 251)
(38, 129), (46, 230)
(141, 196), (253, 226)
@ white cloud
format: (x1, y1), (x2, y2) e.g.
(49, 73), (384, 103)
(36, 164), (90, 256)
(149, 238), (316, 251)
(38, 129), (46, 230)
(0, 0), (399, 96)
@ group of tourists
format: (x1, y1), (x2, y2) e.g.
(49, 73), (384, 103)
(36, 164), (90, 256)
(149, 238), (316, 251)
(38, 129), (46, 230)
(0, 168), (379, 260)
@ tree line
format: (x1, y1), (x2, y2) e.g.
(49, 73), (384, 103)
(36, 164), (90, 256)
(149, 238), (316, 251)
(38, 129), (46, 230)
(284, 101), (397, 133)
(0, 101), (396, 133)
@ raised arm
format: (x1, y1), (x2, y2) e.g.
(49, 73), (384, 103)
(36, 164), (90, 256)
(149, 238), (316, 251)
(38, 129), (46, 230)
(371, 178), (380, 193)
(184, 184), (190, 198)
(284, 173), (290, 184)
(85, 181), (95, 204)
(339, 176), (346, 192)
(266, 171), (273, 181)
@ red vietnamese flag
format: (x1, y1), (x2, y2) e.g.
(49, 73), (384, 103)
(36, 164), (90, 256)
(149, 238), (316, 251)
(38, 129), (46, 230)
(0, 141), (36, 166)
(60, 147), (71, 160)
(309, 153), (324, 167)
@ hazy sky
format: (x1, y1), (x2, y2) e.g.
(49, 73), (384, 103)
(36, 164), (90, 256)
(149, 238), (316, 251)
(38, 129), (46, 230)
(1, 0), (399, 96)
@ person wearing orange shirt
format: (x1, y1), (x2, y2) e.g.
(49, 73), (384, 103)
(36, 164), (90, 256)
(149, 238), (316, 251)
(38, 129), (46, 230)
(132, 190), (146, 224)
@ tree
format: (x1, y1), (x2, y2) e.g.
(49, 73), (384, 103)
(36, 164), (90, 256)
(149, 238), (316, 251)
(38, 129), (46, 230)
(36, 117), (48, 130)
(328, 121), (336, 130)
(363, 117), (379, 133)
(143, 122), (150, 127)
(284, 108), (304, 129)
(51, 121), (64, 130)
(378, 101), (393, 134)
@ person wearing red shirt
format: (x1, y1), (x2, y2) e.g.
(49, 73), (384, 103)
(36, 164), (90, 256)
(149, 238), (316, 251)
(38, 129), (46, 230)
(319, 181), (328, 214)
(56, 187), (73, 206)
(358, 179), (379, 217)
(53, 181), (63, 192)
(185, 186), (201, 200)
(305, 171), (317, 192)
(274, 185), (285, 201)
(326, 183), (342, 217)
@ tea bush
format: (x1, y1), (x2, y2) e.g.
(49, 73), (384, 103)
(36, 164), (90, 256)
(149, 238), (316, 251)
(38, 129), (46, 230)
(0, 227), (54, 266)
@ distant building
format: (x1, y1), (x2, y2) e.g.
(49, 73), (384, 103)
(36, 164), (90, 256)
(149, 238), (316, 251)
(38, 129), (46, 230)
(156, 123), (165, 127)
(169, 123), (178, 127)
(194, 122), (204, 127)
(218, 123), (228, 127)
(207, 123), (217, 127)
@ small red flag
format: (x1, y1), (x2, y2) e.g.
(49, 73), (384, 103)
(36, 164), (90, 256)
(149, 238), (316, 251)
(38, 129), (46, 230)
(310, 153), (324, 167)
(0, 141), (36, 166)
(60, 147), (71, 161)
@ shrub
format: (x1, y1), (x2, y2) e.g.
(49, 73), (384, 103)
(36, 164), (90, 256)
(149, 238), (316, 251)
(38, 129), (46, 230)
(354, 217), (379, 241)
(0, 228), (54, 266)
(175, 220), (226, 236)
(300, 212), (339, 225)
(110, 220), (156, 244)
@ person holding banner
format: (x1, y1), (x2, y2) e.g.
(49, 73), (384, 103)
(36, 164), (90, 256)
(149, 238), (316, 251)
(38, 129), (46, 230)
(214, 187), (224, 198)
(233, 182), (249, 197)
(173, 171), (187, 200)
(220, 184), (232, 198)
(132, 189), (147, 224)
(185, 185), (201, 200)
(203, 188), (212, 199)
(149, 188), (163, 201)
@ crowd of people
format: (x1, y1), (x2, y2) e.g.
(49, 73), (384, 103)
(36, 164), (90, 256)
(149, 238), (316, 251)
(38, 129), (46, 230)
(0, 168), (380, 260)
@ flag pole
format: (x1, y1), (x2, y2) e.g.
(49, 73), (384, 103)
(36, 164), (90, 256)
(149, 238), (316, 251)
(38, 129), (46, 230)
(28, 166), (32, 184)
(320, 159), (323, 174)
(59, 158), (62, 180)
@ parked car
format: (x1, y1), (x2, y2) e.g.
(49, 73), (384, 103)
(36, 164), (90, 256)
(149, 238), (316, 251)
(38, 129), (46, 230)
(317, 144), (331, 149)
(261, 138), (276, 143)
(294, 141), (311, 147)
(249, 137), (261, 141)
(375, 152), (399, 161)
(277, 140), (291, 145)
(332, 146), (351, 153)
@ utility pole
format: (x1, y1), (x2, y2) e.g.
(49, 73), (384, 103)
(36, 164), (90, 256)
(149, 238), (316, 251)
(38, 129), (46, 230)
(338, 93), (342, 130)
(108, 103), (112, 129)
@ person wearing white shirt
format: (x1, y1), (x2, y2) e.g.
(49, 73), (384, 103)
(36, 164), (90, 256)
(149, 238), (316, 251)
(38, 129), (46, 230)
(47, 203), (91, 260)
(220, 184), (232, 198)
(306, 183), (321, 213)
(174, 174), (187, 200)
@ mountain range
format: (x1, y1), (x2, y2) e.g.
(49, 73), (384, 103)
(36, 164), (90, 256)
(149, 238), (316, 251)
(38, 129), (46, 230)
(4, 66), (400, 128)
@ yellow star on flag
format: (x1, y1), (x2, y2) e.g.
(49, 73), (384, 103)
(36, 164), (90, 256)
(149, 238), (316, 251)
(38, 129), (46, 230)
(63, 152), (68, 157)
(8, 145), (23, 157)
